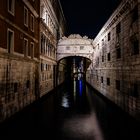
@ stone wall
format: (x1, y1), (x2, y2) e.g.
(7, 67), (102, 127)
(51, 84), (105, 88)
(87, 0), (140, 121)
(0, 56), (38, 121)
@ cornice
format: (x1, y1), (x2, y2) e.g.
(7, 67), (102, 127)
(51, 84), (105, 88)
(94, 0), (137, 44)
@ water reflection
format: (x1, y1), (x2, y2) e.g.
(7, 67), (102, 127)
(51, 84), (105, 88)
(61, 75), (87, 110)
(61, 92), (70, 108)
(59, 77), (104, 140)
(0, 78), (139, 140)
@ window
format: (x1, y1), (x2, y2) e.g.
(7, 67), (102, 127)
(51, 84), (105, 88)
(24, 38), (28, 56)
(7, 29), (14, 53)
(30, 42), (34, 58)
(116, 22), (121, 34)
(102, 55), (104, 62)
(130, 83), (139, 97)
(41, 34), (44, 54)
(131, 40), (139, 55)
(107, 52), (111, 61)
(116, 47), (121, 59)
(107, 78), (110, 86)
(101, 77), (103, 83)
(102, 39), (104, 46)
(46, 12), (48, 25)
(28, 43), (30, 57)
(66, 46), (70, 50)
(14, 83), (18, 93)
(26, 80), (30, 89)
(108, 32), (111, 41)
(24, 7), (28, 27)
(80, 46), (84, 50)
(97, 75), (98, 81)
(97, 43), (99, 49)
(41, 63), (43, 71)
(8, 0), (15, 15)
(30, 14), (34, 32)
(132, 6), (138, 22)
(116, 80), (120, 90)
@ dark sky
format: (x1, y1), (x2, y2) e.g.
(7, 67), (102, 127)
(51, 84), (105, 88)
(60, 0), (122, 39)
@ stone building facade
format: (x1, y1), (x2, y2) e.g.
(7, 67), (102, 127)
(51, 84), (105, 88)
(39, 0), (66, 97)
(0, 0), (66, 122)
(87, 0), (140, 120)
(0, 0), (40, 122)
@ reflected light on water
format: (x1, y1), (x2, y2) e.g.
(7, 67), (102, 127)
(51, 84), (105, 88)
(62, 113), (104, 140)
(79, 79), (83, 96)
(73, 79), (76, 101)
(61, 93), (70, 108)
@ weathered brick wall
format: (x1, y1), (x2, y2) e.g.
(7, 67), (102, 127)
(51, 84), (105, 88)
(87, 0), (140, 120)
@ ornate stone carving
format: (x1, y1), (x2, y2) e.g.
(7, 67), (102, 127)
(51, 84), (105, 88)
(68, 34), (83, 39)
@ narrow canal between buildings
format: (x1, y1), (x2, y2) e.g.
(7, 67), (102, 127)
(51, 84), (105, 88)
(0, 79), (140, 140)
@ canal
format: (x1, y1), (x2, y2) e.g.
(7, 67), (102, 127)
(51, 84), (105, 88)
(0, 80), (140, 140)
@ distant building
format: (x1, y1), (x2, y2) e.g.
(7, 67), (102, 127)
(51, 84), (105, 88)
(87, 0), (140, 120)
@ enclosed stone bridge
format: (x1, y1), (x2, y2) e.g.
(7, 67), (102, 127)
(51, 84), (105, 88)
(57, 34), (94, 80)
(57, 34), (94, 62)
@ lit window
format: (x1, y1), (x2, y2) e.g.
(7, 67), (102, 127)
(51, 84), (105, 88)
(24, 38), (28, 57)
(30, 14), (34, 32)
(24, 7), (28, 27)
(8, 0), (15, 15)
(7, 29), (14, 53)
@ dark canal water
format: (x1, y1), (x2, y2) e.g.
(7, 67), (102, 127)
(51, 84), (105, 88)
(0, 80), (140, 140)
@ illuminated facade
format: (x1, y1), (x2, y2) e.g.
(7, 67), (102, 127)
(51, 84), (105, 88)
(87, 0), (140, 120)
(39, 0), (66, 97)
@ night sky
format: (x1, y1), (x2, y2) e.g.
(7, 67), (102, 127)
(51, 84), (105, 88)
(60, 0), (122, 39)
